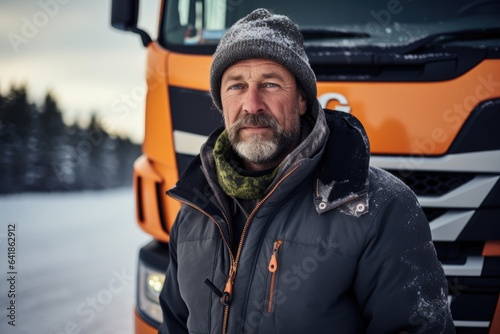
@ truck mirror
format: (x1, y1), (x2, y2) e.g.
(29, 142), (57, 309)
(111, 0), (152, 47)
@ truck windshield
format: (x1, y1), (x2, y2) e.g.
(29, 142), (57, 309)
(160, 0), (500, 53)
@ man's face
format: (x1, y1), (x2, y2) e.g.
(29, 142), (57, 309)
(220, 59), (307, 171)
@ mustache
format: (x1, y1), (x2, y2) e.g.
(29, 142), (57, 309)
(230, 113), (280, 132)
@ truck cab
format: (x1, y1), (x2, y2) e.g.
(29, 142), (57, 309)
(111, 0), (500, 332)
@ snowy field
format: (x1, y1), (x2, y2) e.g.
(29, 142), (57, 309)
(0, 188), (151, 334)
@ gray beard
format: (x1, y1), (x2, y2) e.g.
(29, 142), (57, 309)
(233, 133), (288, 165)
(227, 113), (300, 166)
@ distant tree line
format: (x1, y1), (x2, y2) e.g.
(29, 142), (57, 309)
(0, 85), (142, 194)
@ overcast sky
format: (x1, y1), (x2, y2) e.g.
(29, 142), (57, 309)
(1, 0), (161, 143)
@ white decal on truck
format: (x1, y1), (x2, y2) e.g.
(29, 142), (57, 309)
(318, 93), (351, 113)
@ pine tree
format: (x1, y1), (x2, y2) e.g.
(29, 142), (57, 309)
(78, 114), (104, 189)
(24, 100), (43, 191)
(39, 91), (68, 191)
(0, 85), (32, 193)
(116, 136), (141, 187)
(0, 89), (7, 193)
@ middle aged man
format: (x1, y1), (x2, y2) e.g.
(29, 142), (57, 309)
(158, 8), (454, 334)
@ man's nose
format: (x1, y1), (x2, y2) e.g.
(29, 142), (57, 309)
(243, 86), (265, 114)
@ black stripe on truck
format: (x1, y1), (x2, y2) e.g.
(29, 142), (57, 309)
(169, 86), (223, 136)
(169, 86), (223, 175)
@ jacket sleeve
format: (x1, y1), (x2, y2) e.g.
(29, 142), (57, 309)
(353, 187), (455, 333)
(158, 215), (189, 334)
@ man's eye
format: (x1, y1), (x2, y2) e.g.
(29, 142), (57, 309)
(263, 83), (279, 88)
(229, 84), (243, 90)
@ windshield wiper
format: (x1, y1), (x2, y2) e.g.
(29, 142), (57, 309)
(300, 28), (370, 40)
(399, 27), (500, 53)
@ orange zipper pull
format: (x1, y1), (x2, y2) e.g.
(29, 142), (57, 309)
(222, 263), (236, 305)
(268, 240), (283, 273)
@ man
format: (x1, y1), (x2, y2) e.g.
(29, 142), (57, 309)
(159, 8), (455, 334)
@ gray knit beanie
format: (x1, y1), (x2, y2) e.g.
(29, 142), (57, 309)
(210, 8), (317, 112)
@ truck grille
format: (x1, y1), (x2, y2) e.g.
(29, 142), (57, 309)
(386, 170), (475, 197)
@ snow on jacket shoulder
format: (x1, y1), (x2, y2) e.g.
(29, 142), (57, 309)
(158, 109), (455, 334)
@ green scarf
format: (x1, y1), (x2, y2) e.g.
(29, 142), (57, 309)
(213, 131), (279, 200)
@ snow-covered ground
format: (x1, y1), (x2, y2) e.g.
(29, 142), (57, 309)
(0, 188), (152, 334)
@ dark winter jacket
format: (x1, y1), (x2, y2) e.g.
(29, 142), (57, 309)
(158, 103), (455, 334)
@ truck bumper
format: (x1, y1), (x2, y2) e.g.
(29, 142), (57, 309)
(135, 309), (158, 334)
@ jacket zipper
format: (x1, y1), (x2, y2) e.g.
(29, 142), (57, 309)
(267, 240), (283, 313)
(221, 164), (301, 334)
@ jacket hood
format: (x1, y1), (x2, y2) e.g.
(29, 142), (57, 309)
(314, 109), (371, 216)
(268, 99), (329, 190)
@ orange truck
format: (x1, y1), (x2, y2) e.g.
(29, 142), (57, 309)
(111, 0), (500, 333)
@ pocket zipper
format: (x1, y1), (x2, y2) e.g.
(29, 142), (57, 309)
(267, 240), (283, 313)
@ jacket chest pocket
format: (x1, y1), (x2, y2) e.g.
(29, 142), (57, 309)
(265, 240), (283, 313)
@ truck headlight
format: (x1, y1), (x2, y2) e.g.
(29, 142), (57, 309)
(138, 261), (165, 324)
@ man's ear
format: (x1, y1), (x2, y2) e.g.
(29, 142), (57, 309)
(299, 91), (307, 116)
